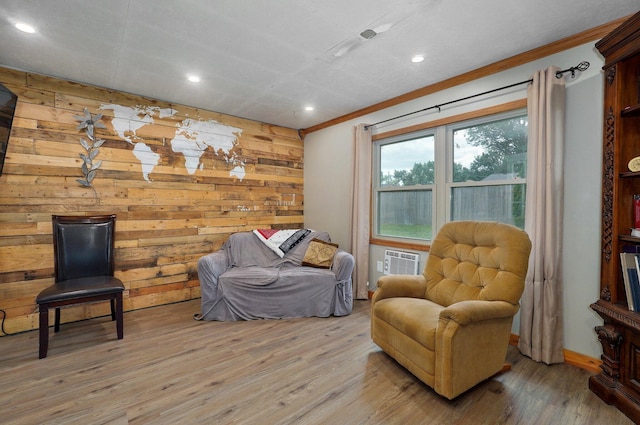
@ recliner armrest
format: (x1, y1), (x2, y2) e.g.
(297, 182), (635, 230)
(372, 274), (427, 303)
(439, 300), (519, 326)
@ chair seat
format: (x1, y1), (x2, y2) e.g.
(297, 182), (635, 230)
(36, 276), (124, 304)
(373, 297), (442, 350)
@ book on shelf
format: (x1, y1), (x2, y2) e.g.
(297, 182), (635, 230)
(622, 245), (640, 253)
(634, 254), (640, 312)
(633, 254), (640, 312)
(620, 252), (640, 311)
(633, 195), (640, 237)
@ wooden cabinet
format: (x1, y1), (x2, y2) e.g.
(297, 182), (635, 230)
(590, 11), (640, 423)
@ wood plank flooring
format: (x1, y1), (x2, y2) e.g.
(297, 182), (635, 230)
(0, 299), (632, 424)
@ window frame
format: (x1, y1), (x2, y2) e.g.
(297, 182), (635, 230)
(372, 130), (436, 243)
(371, 105), (527, 249)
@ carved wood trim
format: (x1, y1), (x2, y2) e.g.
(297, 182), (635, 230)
(592, 302), (640, 329)
(606, 67), (616, 86)
(602, 286), (612, 302)
(595, 324), (622, 379)
(602, 106), (615, 263)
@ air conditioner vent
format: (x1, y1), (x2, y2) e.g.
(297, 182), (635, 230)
(383, 249), (420, 275)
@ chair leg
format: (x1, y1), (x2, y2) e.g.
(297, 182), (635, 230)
(110, 298), (116, 321)
(54, 307), (61, 333)
(115, 293), (123, 340)
(39, 305), (49, 359)
(500, 363), (512, 373)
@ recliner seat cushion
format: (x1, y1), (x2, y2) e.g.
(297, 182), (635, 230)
(372, 297), (443, 351)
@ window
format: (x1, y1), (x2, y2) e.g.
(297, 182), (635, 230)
(373, 110), (527, 244)
(375, 135), (435, 240)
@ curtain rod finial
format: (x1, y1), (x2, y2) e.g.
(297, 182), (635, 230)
(556, 61), (590, 80)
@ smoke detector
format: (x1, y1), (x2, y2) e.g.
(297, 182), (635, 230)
(360, 29), (377, 40)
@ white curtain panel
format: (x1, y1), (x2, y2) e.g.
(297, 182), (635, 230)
(518, 67), (565, 364)
(351, 123), (372, 299)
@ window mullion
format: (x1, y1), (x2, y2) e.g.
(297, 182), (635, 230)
(434, 126), (448, 235)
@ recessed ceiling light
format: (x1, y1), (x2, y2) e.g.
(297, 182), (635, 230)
(411, 55), (425, 63)
(304, 106), (314, 112)
(186, 74), (201, 83)
(15, 22), (36, 34)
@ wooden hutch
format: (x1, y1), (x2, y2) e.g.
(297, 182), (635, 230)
(590, 11), (640, 423)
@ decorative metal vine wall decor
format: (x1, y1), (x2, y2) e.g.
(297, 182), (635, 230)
(74, 108), (106, 195)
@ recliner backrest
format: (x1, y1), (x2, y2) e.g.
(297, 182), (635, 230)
(424, 221), (531, 307)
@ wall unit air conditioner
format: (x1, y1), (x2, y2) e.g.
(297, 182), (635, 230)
(383, 249), (420, 275)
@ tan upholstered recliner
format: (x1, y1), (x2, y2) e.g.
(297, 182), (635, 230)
(371, 221), (531, 399)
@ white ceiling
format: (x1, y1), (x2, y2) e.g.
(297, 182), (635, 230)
(0, 1), (638, 130)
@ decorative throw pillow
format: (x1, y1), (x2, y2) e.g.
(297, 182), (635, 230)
(302, 238), (338, 269)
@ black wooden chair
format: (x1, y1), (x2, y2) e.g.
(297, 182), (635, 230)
(36, 215), (124, 358)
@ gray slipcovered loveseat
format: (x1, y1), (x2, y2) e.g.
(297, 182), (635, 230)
(196, 229), (354, 321)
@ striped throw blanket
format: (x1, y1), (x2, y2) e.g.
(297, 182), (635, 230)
(253, 228), (311, 258)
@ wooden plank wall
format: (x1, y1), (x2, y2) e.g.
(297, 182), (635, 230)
(0, 66), (304, 334)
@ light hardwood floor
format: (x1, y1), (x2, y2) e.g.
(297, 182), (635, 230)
(0, 299), (632, 424)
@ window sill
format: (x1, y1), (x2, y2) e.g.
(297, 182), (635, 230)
(370, 237), (430, 253)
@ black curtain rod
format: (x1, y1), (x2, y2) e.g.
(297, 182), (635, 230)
(364, 61), (590, 130)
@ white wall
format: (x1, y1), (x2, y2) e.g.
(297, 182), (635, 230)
(562, 68), (604, 357)
(304, 42), (606, 358)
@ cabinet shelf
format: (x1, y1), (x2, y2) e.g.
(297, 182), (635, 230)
(619, 235), (640, 243)
(591, 299), (640, 328)
(622, 103), (640, 117)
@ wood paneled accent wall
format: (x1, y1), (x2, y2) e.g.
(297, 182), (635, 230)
(0, 66), (304, 334)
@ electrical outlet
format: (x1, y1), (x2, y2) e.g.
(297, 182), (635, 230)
(376, 261), (383, 273)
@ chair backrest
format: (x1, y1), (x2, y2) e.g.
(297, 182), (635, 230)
(424, 221), (531, 307)
(52, 215), (116, 282)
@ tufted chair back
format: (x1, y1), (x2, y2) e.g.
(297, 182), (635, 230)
(424, 221), (531, 307)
